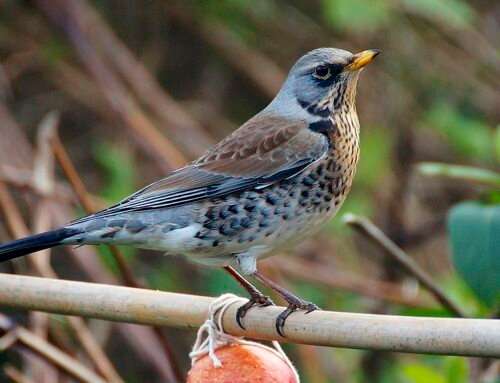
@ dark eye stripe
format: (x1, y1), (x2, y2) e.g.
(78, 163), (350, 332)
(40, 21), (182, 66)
(329, 63), (344, 77)
(312, 63), (344, 87)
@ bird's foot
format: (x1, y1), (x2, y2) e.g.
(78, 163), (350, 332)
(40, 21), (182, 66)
(236, 292), (274, 330)
(276, 294), (319, 337)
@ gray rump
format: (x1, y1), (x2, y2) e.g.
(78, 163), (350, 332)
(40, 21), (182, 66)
(64, 205), (196, 246)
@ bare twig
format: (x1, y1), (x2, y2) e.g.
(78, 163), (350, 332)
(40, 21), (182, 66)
(50, 205), (185, 383)
(479, 361), (499, 383)
(0, 164), (74, 202)
(0, 103), (177, 381)
(166, 4), (285, 99)
(343, 214), (467, 318)
(0, 103), (32, 169)
(51, 133), (140, 288)
(28, 311), (57, 383)
(0, 182), (124, 383)
(71, 0), (213, 157)
(275, 258), (433, 308)
(0, 183), (27, 242)
(37, 0), (187, 171)
(4, 365), (36, 383)
(51, 133), (182, 382)
(51, 134), (94, 212)
(0, 314), (107, 383)
(294, 344), (332, 383)
(0, 274), (499, 357)
(39, 116), (125, 382)
(30, 121), (59, 382)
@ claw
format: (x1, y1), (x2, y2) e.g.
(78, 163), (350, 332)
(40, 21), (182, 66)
(236, 294), (274, 330)
(275, 301), (320, 337)
(250, 270), (320, 337)
(305, 303), (319, 314)
(236, 305), (248, 329)
(276, 306), (294, 337)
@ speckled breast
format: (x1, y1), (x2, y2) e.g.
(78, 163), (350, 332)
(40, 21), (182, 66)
(190, 150), (357, 259)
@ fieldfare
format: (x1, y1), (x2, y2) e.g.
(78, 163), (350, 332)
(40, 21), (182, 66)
(0, 48), (379, 335)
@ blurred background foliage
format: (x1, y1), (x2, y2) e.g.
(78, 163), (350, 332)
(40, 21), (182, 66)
(0, 0), (498, 382)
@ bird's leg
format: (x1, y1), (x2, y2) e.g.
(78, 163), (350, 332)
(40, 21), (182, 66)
(253, 270), (319, 337)
(223, 266), (274, 329)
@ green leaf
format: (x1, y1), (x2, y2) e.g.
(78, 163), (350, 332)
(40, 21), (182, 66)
(484, 190), (500, 205)
(205, 268), (241, 296)
(147, 262), (184, 292)
(402, 0), (474, 28)
(417, 162), (500, 188)
(495, 125), (500, 163)
(444, 357), (468, 383)
(327, 193), (373, 233)
(401, 363), (446, 383)
(321, 0), (392, 33)
(448, 202), (500, 307)
(40, 37), (69, 65)
(92, 142), (137, 272)
(357, 127), (393, 189)
(194, 0), (261, 42)
(93, 141), (136, 202)
(424, 102), (494, 161)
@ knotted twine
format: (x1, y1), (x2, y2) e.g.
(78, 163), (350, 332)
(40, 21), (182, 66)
(189, 293), (300, 382)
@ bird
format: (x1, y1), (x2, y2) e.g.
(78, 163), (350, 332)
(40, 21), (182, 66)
(0, 47), (379, 336)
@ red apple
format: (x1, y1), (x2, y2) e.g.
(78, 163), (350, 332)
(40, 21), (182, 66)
(187, 344), (298, 383)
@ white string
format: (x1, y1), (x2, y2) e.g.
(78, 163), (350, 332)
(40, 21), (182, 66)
(189, 294), (243, 367)
(189, 293), (300, 382)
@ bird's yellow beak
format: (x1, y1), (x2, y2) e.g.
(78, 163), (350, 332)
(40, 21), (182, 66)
(346, 49), (381, 71)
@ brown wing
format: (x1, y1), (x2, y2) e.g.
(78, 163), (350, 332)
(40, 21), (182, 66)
(73, 113), (328, 221)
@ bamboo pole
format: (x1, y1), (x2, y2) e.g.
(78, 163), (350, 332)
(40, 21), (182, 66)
(0, 273), (498, 358)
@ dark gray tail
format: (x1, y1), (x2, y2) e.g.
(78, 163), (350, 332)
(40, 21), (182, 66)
(0, 228), (81, 263)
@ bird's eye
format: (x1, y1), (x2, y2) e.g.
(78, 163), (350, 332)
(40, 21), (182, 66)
(313, 65), (331, 80)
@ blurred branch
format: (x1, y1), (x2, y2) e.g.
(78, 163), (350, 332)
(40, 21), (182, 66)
(401, 4), (500, 73)
(51, 133), (138, 287)
(0, 314), (106, 383)
(480, 361), (499, 383)
(0, 179), (124, 383)
(0, 184), (28, 243)
(0, 273), (499, 357)
(4, 365), (36, 383)
(276, 258), (433, 309)
(0, 164), (74, 202)
(37, 115), (124, 383)
(73, 0), (213, 157)
(37, 0), (187, 171)
(343, 214), (467, 318)
(51, 133), (182, 382)
(0, 104), (32, 169)
(30, 117), (60, 383)
(50, 207), (185, 383)
(0, 100), (183, 380)
(417, 162), (500, 188)
(166, 4), (285, 99)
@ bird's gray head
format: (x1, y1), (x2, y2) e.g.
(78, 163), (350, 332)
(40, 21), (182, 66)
(268, 48), (380, 119)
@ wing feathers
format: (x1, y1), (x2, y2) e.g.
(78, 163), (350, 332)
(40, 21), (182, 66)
(73, 114), (329, 223)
